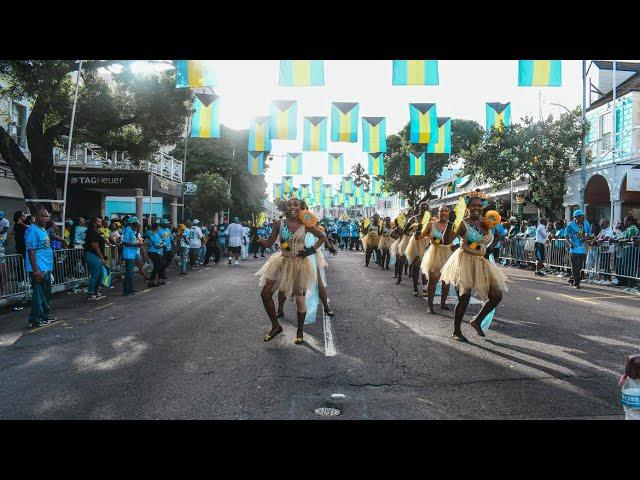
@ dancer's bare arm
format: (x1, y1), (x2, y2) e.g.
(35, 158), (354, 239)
(258, 221), (281, 248)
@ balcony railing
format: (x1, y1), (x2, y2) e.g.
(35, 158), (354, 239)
(53, 146), (183, 182)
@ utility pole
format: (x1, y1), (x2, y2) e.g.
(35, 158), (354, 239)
(580, 60), (587, 211)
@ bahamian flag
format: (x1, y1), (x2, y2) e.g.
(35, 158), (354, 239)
(247, 151), (264, 175)
(486, 103), (511, 132)
(191, 94), (220, 138)
(279, 60), (325, 86)
(323, 184), (333, 199)
(336, 192), (345, 206)
(371, 177), (384, 194)
(409, 152), (426, 176)
(311, 176), (323, 196)
(346, 194), (355, 207)
(392, 60), (439, 86)
(341, 177), (354, 195)
(299, 184), (311, 198)
(354, 183), (364, 199)
(322, 196), (332, 208)
(175, 60), (216, 88)
(285, 153), (303, 175)
(518, 60), (562, 87)
(331, 102), (359, 142)
(426, 117), (452, 154)
(409, 103), (438, 144)
(368, 152), (385, 175)
(249, 116), (271, 152)
(273, 183), (283, 199)
(327, 153), (344, 175)
(270, 100), (297, 140)
(303, 117), (328, 151)
(282, 176), (294, 194)
(361, 117), (387, 152)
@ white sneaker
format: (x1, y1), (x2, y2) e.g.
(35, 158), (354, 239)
(234, 260), (239, 266)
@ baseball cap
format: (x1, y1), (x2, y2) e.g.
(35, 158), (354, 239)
(509, 216), (517, 222)
(128, 216), (140, 224)
(573, 209), (584, 218)
(233, 216), (240, 223)
(193, 219), (200, 224)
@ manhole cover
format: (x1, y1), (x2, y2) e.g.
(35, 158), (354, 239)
(314, 407), (341, 417)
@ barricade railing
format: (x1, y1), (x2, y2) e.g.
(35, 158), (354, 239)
(499, 237), (640, 282)
(0, 254), (30, 305)
(52, 248), (88, 291)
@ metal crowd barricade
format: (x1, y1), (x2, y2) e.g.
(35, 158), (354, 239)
(0, 254), (30, 305)
(52, 247), (88, 293)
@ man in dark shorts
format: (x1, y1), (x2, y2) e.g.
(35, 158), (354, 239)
(534, 217), (548, 276)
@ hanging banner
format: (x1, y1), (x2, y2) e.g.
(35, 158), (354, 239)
(486, 102), (511, 132)
(282, 176), (294, 194)
(409, 152), (426, 176)
(247, 151), (264, 175)
(323, 184), (333, 199)
(354, 183), (364, 199)
(299, 184), (311, 198)
(279, 60), (325, 86)
(392, 60), (439, 85)
(331, 102), (359, 142)
(426, 117), (452, 154)
(273, 183), (283, 199)
(341, 177), (354, 195)
(409, 103), (438, 144)
(270, 100), (297, 140)
(303, 116), (328, 151)
(327, 153), (344, 175)
(361, 117), (387, 152)
(286, 153), (303, 175)
(175, 60), (216, 88)
(518, 60), (562, 87)
(311, 176), (323, 195)
(191, 94), (220, 139)
(368, 152), (385, 175)
(249, 116), (271, 152)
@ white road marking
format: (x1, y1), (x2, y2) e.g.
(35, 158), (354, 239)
(323, 312), (337, 357)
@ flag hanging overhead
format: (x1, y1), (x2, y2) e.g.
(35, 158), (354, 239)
(279, 60), (325, 86)
(175, 60), (216, 88)
(286, 153), (303, 175)
(273, 183), (283, 199)
(518, 60), (562, 87)
(375, 178), (384, 194)
(249, 116), (271, 152)
(341, 177), (354, 195)
(303, 116), (328, 151)
(323, 184), (333, 199)
(409, 152), (426, 176)
(426, 117), (452, 154)
(486, 103), (511, 132)
(247, 151), (264, 175)
(336, 192), (345, 206)
(331, 102), (359, 142)
(409, 103), (438, 144)
(270, 100), (297, 140)
(282, 176), (294, 194)
(392, 60), (439, 86)
(368, 152), (385, 176)
(191, 94), (220, 139)
(361, 117), (387, 152)
(311, 176), (323, 196)
(299, 184), (311, 199)
(354, 183), (364, 199)
(327, 153), (344, 175)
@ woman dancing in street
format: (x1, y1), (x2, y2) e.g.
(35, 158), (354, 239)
(405, 202), (431, 297)
(390, 208), (413, 284)
(362, 213), (382, 267)
(378, 216), (394, 270)
(256, 197), (327, 344)
(440, 192), (507, 342)
(420, 205), (455, 313)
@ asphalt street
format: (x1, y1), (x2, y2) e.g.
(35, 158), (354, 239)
(0, 249), (638, 419)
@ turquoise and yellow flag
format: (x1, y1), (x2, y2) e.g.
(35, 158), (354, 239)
(346, 194), (355, 207)
(518, 60), (562, 87)
(191, 94), (220, 139)
(354, 183), (364, 199)
(361, 117), (387, 152)
(367, 153), (385, 176)
(279, 60), (325, 86)
(336, 192), (345, 206)
(370, 177), (378, 195)
(299, 184), (311, 198)
(327, 153), (344, 175)
(303, 117), (328, 151)
(323, 184), (333, 199)
(249, 116), (271, 152)
(409, 152), (426, 176)
(285, 153), (303, 175)
(486, 103), (511, 132)
(282, 176), (294, 194)
(270, 100), (297, 140)
(392, 60), (439, 86)
(331, 102), (359, 142)
(247, 151), (264, 175)
(311, 176), (323, 196)
(409, 103), (438, 144)
(426, 117), (452, 154)
(341, 177), (354, 195)
(322, 196), (332, 208)
(175, 60), (216, 88)
(375, 178), (384, 194)
(273, 183), (283, 199)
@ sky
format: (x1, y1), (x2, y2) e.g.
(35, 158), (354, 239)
(134, 60), (585, 199)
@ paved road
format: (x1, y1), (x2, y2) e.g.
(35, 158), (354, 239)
(0, 249), (637, 419)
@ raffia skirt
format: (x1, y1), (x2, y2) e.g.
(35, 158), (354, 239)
(378, 235), (393, 251)
(363, 233), (380, 249)
(256, 251), (315, 298)
(420, 243), (453, 276)
(404, 236), (430, 263)
(439, 248), (508, 301)
(391, 234), (409, 258)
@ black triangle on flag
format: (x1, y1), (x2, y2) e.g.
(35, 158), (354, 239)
(306, 116), (326, 126)
(364, 117), (385, 126)
(487, 102), (510, 114)
(273, 100), (296, 111)
(194, 92), (219, 107)
(333, 102), (358, 114)
(437, 117), (451, 128)
(411, 103), (435, 114)
(254, 116), (270, 125)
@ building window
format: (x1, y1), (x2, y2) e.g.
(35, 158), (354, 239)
(9, 102), (27, 149)
(599, 111), (612, 151)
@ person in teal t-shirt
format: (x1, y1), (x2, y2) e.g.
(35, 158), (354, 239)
(565, 210), (592, 288)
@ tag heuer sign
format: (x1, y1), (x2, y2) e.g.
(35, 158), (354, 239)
(61, 172), (149, 189)
(71, 176), (126, 185)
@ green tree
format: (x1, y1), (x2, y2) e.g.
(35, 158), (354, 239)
(384, 119), (484, 206)
(187, 172), (232, 220)
(0, 60), (192, 210)
(462, 111), (586, 219)
(348, 163), (370, 191)
(171, 125), (268, 221)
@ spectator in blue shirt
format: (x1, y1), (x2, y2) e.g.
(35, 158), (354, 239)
(487, 221), (507, 262)
(349, 221), (361, 251)
(565, 209), (592, 289)
(121, 216), (140, 296)
(146, 221), (166, 288)
(25, 208), (55, 328)
(159, 219), (172, 279)
(73, 217), (87, 248)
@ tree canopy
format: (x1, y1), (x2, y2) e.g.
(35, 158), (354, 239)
(187, 172), (232, 221)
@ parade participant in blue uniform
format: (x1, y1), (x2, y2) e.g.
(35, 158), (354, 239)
(25, 209), (55, 328)
(565, 209), (593, 289)
(147, 221), (166, 287)
(338, 221), (350, 250)
(121, 216), (139, 296)
(180, 222), (191, 274)
(159, 219), (172, 279)
(349, 221), (361, 251)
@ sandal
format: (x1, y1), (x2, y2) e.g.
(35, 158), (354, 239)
(413, 290), (420, 297)
(263, 326), (283, 342)
(294, 336), (304, 345)
(452, 332), (468, 342)
(324, 309), (335, 317)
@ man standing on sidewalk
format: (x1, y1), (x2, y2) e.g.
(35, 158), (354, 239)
(565, 210), (592, 289)
(189, 220), (203, 269)
(24, 209), (55, 328)
(121, 216), (140, 296)
(227, 217), (244, 266)
(534, 217), (549, 276)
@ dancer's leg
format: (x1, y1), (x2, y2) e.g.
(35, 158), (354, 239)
(470, 286), (502, 337)
(277, 291), (286, 317)
(261, 280), (282, 339)
(453, 290), (471, 341)
(295, 295), (307, 342)
(427, 271), (439, 313)
(440, 281), (451, 309)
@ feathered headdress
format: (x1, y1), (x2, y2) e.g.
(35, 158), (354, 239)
(299, 209), (318, 228)
(463, 190), (490, 207)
